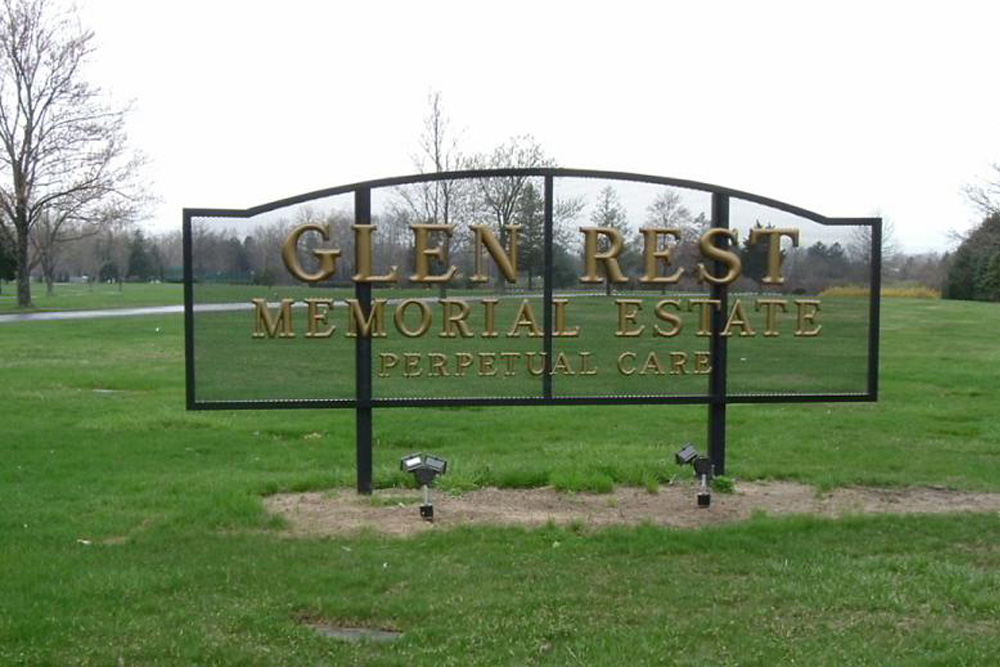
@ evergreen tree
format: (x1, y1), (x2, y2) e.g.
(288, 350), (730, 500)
(741, 221), (772, 287)
(515, 181), (544, 290)
(0, 229), (15, 294)
(589, 186), (633, 295)
(945, 213), (1000, 301)
(126, 229), (153, 281)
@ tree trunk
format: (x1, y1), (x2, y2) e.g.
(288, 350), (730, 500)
(16, 223), (31, 308)
(437, 238), (450, 299)
(42, 253), (56, 296)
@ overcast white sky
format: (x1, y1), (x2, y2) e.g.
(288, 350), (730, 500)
(79, 0), (1000, 252)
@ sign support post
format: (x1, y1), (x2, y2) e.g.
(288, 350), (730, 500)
(708, 192), (729, 476)
(355, 187), (373, 494)
(542, 175), (555, 395)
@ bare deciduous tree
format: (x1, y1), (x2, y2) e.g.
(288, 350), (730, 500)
(395, 91), (469, 293)
(643, 189), (695, 292)
(29, 199), (138, 295)
(645, 189), (693, 238)
(0, 0), (143, 307)
(472, 135), (552, 230)
(963, 163), (1000, 217)
(848, 217), (897, 275)
(398, 91), (466, 226)
(468, 135), (554, 289)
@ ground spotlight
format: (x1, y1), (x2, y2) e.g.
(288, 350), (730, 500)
(675, 444), (699, 466)
(674, 443), (714, 508)
(400, 453), (448, 521)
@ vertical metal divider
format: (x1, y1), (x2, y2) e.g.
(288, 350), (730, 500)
(543, 175), (555, 398)
(355, 187), (374, 494)
(708, 193), (729, 476)
(182, 211), (197, 410)
(867, 218), (883, 400)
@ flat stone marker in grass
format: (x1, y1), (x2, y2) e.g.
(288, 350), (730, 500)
(304, 622), (402, 643)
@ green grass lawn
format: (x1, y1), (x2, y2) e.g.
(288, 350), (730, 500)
(2, 298), (1000, 664)
(0, 281), (514, 313)
(0, 281), (185, 312)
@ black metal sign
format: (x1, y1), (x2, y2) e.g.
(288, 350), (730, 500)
(184, 168), (881, 492)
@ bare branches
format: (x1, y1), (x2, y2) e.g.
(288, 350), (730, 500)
(646, 189), (694, 242)
(0, 0), (143, 306)
(847, 218), (897, 272)
(471, 134), (554, 229)
(963, 163), (1000, 217)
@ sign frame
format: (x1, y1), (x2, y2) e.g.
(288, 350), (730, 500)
(184, 168), (882, 490)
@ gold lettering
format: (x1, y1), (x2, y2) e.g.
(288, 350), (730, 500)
(439, 299), (473, 338)
(378, 352), (399, 377)
(305, 298), (336, 338)
(696, 228), (741, 285)
(552, 299), (580, 337)
(722, 299), (756, 337)
(552, 351), (576, 375)
(346, 298), (387, 338)
(281, 224), (341, 283)
(351, 225), (398, 283)
(507, 299), (542, 337)
(252, 298), (295, 338)
(748, 227), (799, 284)
(653, 299), (682, 337)
(478, 352), (497, 376)
(403, 353), (422, 378)
(640, 351), (665, 376)
(579, 227), (629, 284)
(455, 352), (474, 377)
(410, 224), (458, 283)
(755, 298), (787, 337)
(525, 352), (547, 376)
(578, 352), (597, 376)
(693, 351), (711, 374)
(688, 298), (721, 337)
(670, 352), (688, 375)
(615, 299), (645, 337)
(794, 299), (822, 337)
(617, 351), (637, 376)
(470, 225), (521, 283)
(481, 298), (499, 338)
(499, 352), (520, 376)
(394, 299), (432, 338)
(428, 353), (449, 377)
(638, 227), (684, 283)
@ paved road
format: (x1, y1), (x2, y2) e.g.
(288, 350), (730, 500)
(0, 291), (706, 325)
(0, 303), (247, 324)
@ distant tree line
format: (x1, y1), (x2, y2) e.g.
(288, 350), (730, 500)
(945, 165), (1000, 301)
(0, 87), (962, 299)
(8, 177), (955, 297)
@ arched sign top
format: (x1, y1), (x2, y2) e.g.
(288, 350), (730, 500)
(185, 167), (876, 226)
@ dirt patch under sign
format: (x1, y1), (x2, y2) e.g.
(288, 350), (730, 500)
(264, 482), (1000, 538)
